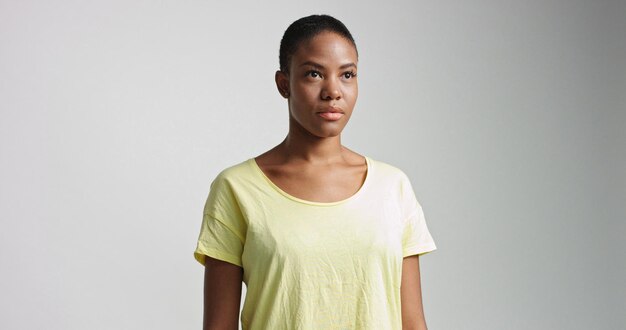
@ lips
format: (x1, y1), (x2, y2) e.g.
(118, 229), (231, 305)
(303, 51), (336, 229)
(316, 106), (344, 120)
(317, 111), (344, 120)
(319, 107), (344, 114)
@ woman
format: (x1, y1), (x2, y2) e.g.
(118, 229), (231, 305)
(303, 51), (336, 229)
(194, 14), (437, 330)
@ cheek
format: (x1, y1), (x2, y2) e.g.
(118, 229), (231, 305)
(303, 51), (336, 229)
(289, 87), (316, 112)
(294, 85), (319, 102)
(345, 85), (358, 102)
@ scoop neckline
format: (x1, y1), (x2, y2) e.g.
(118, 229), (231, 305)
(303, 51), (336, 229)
(248, 156), (371, 207)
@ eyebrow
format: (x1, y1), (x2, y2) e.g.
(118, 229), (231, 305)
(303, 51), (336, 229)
(299, 61), (357, 70)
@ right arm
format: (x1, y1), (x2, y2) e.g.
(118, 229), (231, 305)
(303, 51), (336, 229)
(203, 256), (243, 330)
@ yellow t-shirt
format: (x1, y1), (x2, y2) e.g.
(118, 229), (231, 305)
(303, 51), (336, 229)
(194, 156), (437, 329)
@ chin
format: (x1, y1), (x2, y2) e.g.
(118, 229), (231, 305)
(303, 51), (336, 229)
(312, 127), (344, 138)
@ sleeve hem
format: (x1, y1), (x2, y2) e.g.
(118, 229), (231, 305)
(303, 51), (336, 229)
(194, 243), (243, 268)
(403, 242), (437, 258)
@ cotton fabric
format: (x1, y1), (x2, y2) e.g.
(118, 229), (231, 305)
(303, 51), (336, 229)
(194, 155), (436, 329)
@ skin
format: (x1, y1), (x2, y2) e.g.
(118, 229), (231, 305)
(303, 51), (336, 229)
(202, 257), (242, 330)
(260, 31), (365, 203)
(203, 31), (429, 330)
(402, 255), (428, 330)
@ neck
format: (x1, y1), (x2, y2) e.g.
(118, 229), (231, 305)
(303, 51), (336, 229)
(277, 117), (347, 165)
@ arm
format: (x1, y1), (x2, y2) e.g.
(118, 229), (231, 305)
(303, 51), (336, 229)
(203, 256), (243, 330)
(401, 254), (429, 330)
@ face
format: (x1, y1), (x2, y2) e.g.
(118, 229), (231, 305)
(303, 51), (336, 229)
(276, 31), (358, 138)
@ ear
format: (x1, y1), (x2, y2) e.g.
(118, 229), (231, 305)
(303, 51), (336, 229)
(275, 70), (290, 98)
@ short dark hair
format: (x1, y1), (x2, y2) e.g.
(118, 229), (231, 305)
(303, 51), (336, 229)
(279, 14), (358, 73)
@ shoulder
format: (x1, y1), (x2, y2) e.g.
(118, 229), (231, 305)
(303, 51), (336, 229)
(214, 160), (248, 177)
(210, 158), (256, 187)
(342, 146), (408, 178)
(203, 159), (254, 217)
(368, 156), (412, 184)
(368, 157), (420, 209)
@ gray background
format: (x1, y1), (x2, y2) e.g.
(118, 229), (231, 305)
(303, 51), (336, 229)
(1, 0), (624, 329)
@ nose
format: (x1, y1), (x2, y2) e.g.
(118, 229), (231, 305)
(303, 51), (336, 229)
(321, 77), (341, 100)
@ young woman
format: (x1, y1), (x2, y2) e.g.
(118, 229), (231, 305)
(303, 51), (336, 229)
(194, 14), (437, 330)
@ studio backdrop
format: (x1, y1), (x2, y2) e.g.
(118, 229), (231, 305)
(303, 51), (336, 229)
(1, 1), (624, 329)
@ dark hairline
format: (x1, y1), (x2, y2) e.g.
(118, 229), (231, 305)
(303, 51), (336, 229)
(281, 30), (358, 74)
(279, 15), (358, 74)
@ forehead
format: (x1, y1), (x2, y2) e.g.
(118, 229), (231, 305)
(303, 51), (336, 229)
(291, 31), (358, 67)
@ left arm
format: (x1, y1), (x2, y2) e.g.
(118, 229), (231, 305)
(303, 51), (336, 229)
(401, 254), (429, 330)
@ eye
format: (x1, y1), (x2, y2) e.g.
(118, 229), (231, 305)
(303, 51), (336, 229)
(305, 70), (322, 79)
(342, 71), (357, 79)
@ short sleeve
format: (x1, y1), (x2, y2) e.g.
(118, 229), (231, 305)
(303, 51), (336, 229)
(193, 173), (247, 267)
(399, 173), (437, 258)
(402, 205), (437, 257)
